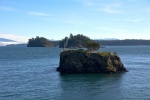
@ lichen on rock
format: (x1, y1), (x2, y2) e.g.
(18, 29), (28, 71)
(57, 50), (127, 74)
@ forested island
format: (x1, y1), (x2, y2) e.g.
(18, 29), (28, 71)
(22, 34), (150, 47)
(24, 34), (128, 74)
(59, 34), (100, 50)
(57, 34), (127, 73)
(27, 36), (55, 47)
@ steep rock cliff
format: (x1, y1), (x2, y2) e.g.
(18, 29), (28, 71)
(57, 50), (127, 73)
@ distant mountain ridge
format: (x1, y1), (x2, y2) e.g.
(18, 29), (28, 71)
(95, 39), (150, 46)
(98, 38), (119, 40)
(6, 44), (27, 47)
(0, 38), (16, 42)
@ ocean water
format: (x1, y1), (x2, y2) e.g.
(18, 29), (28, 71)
(0, 46), (150, 100)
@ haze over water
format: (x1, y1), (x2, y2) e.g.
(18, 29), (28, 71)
(0, 46), (150, 100)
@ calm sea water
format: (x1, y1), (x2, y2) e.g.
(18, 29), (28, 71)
(0, 46), (150, 100)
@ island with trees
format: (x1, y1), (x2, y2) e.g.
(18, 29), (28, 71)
(59, 33), (100, 50)
(10, 35), (150, 47)
(57, 34), (127, 74)
(27, 36), (55, 47)
(25, 34), (127, 74)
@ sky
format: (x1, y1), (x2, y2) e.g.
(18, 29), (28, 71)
(0, 0), (150, 42)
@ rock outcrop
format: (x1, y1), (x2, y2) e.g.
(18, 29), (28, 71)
(57, 50), (127, 73)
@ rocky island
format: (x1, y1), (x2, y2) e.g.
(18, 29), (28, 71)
(57, 34), (127, 74)
(57, 50), (127, 73)
(27, 36), (55, 47)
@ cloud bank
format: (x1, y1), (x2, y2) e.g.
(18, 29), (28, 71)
(0, 33), (29, 42)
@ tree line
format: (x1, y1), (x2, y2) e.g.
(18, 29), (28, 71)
(96, 39), (150, 46)
(27, 35), (150, 48)
(27, 36), (55, 47)
(59, 34), (100, 51)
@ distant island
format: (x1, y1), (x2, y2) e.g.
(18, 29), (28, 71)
(27, 35), (150, 47)
(0, 38), (16, 42)
(96, 39), (150, 46)
(27, 36), (55, 47)
(59, 34), (100, 49)
(3, 34), (150, 47)
(6, 44), (27, 47)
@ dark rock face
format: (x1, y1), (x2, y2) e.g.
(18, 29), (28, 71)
(57, 50), (127, 73)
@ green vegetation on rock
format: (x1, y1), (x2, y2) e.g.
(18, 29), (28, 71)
(85, 41), (100, 51)
(27, 36), (55, 47)
(59, 34), (100, 51)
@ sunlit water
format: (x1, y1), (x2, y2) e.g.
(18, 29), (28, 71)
(0, 46), (150, 100)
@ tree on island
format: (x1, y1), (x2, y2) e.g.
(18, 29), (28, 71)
(59, 33), (100, 51)
(27, 36), (55, 47)
(85, 41), (100, 51)
(63, 36), (69, 50)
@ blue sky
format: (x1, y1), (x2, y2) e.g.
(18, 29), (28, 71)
(0, 0), (150, 42)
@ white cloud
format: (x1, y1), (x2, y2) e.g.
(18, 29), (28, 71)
(84, 0), (123, 14)
(27, 11), (51, 17)
(0, 6), (16, 11)
(0, 6), (51, 17)
(114, 19), (144, 23)
(0, 33), (29, 42)
(0, 42), (24, 46)
(87, 2), (93, 6)
(102, 7), (121, 14)
(85, 1), (93, 6)
(125, 19), (143, 23)
(101, 3), (122, 14)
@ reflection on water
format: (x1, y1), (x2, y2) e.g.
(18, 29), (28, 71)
(58, 73), (126, 100)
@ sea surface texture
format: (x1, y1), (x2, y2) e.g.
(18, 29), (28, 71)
(0, 46), (150, 100)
